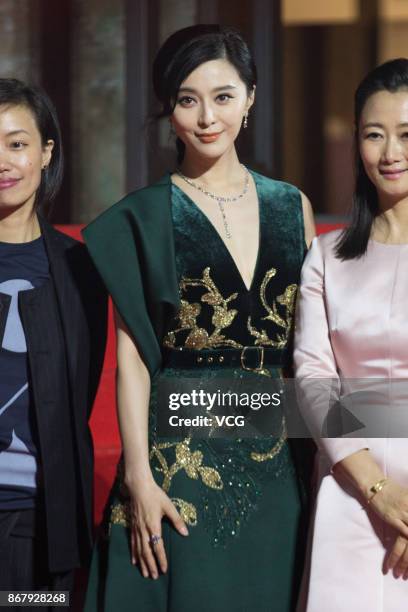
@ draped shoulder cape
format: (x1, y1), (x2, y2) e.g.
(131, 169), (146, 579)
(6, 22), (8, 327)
(82, 174), (180, 376)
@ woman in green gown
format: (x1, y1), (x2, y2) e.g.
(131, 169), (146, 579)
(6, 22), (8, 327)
(83, 24), (315, 612)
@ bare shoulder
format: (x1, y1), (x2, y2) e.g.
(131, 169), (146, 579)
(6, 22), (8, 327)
(299, 190), (316, 248)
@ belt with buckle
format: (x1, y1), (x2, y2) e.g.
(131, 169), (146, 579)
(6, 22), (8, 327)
(162, 346), (289, 372)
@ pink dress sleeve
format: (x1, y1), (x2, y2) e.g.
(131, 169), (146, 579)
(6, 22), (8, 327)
(294, 236), (369, 468)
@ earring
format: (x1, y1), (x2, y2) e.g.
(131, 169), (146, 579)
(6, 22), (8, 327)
(42, 165), (48, 170)
(243, 112), (248, 129)
(169, 119), (175, 136)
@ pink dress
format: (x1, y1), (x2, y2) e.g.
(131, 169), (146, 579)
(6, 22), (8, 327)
(294, 229), (408, 612)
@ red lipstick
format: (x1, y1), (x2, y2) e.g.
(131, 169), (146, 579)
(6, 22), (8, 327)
(196, 132), (223, 143)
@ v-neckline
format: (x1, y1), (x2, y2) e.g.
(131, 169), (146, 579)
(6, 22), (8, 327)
(170, 170), (262, 293)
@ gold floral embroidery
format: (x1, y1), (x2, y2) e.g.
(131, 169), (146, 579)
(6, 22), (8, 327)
(110, 501), (130, 529)
(124, 266), (295, 535)
(150, 437), (224, 493)
(171, 498), (198, 526)
(109, 497), (198, 529)
(138, 437), (224, 529)
(250, 418), (287, 462)
(109, 442), (208, 530)
(164, 266), (297, 352)
(247, 268), (297, 349)
(179, 300), (201, 328)
(163, 267), (242, 349)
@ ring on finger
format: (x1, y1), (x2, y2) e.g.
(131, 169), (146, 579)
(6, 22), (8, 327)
(150, 534), (161, 546)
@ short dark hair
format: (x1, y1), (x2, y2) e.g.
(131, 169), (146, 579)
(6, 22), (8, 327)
(0, 78), (63, 211)
(152, 24), (257, 163)
(336, 58), (408, 259)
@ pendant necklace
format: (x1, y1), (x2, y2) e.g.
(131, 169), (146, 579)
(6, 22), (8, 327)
(176, 165), (249, 239)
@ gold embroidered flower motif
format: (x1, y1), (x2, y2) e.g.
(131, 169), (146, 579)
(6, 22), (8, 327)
(212, 305), (236, 329)
(171, 498), (198, 526)
(185, 328), (210, 350)
(163, 267), (242, 349)
(251, 418), (287, 462)
(179, 299), (201, 327)
(151, 438), (223, 493)
(109, 440), (221, 530)
(109, 495), (198, 530)
(163, 266), (297, 352)
(120, 437), (223, 529)
(110, 501), (131, 530)
(247, 268), (297, 349)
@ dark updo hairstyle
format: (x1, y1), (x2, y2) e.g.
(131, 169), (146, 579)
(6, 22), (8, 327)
(0, 78), (63, 212)
(336, 58), (408, 260)
(152, 24), (257, 164)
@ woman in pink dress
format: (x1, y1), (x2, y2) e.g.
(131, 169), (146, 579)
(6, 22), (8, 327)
(295, 58), (408, 611)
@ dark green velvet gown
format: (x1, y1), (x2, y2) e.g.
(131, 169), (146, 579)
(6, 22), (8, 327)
(83, 171), (307, 612)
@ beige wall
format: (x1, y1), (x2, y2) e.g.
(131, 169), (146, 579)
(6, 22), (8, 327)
(283, 0), (358, 25)
(283, 4), (377, 215)
(378, 23), (408, 61)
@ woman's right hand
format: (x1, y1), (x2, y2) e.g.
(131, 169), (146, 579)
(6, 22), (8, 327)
(385, 534), (408, 578)
(369, 480), (408, 538)
(127, 478), (189, 579)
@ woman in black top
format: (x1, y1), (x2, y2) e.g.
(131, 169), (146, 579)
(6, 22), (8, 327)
(0, 79), (107, 607)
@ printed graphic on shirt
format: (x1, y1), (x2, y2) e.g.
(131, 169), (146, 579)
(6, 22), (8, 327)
(0, 279), (38, 495)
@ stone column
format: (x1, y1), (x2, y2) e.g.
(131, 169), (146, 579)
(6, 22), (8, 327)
(71, 0), (126, 222)
(156, 0), (197, 157)
(0, 0), (40, 81)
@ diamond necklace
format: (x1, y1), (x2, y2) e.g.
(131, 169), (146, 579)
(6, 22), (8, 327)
(176, 165), (250, 239)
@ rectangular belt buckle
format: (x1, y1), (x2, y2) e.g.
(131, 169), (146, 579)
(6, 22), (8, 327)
(240, 346), (264, 373)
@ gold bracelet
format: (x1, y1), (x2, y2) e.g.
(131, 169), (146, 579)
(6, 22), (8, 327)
(366, 478), (388, 506)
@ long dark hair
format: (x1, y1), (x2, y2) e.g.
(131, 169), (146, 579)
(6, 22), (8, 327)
(336, 58), (408, 260)
(0, 78), (63, 211)
(152, 24), (257, 164)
